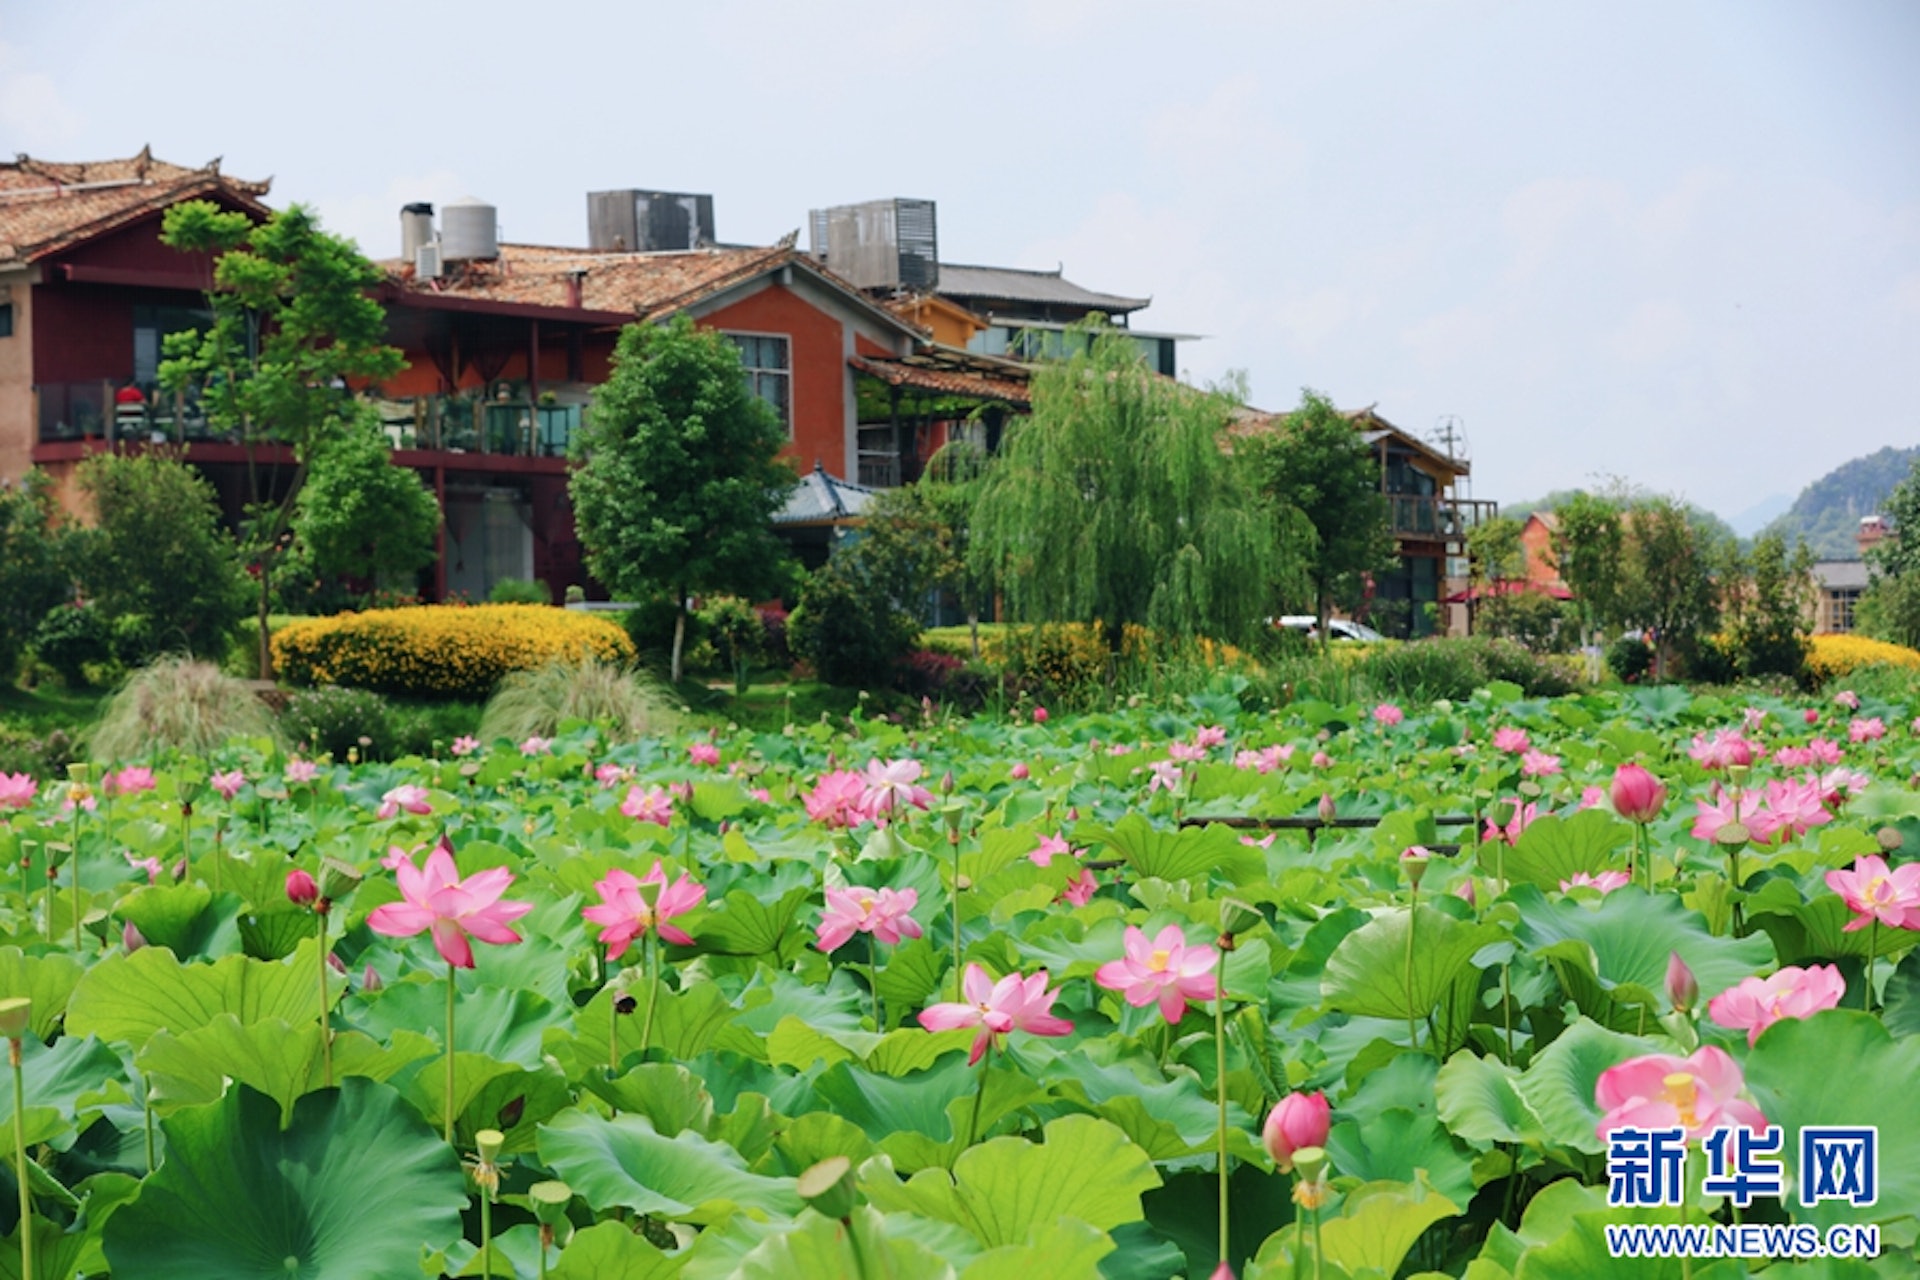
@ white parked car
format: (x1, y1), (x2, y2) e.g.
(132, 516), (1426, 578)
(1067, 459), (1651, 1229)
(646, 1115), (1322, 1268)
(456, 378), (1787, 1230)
(1275, 615), (1385, 643)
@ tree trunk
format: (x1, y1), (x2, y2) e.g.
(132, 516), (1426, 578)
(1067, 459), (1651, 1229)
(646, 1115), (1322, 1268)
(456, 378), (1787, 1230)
(257, 573), (273, 681)
(1316, 587), (1332, 655)
(670, 590), (687, 685)
(967, 612), (980, 662)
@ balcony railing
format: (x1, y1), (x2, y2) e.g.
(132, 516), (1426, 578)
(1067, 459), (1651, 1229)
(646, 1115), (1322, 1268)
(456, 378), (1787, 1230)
(35, 383), (581, 460)
(1388, 494), (1499, 541)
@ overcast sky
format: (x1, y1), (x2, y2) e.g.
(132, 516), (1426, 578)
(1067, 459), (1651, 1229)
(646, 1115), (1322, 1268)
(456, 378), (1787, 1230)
(5, 1), (1916, 525)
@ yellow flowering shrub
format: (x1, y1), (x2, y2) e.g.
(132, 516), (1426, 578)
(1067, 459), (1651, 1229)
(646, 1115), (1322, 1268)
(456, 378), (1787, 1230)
(273, 605), (636, 699)
(1806, 633), (1920, 683)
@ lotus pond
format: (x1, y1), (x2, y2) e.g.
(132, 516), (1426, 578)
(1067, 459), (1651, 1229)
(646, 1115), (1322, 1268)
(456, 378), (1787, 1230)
(0, 679), (1917, 1279)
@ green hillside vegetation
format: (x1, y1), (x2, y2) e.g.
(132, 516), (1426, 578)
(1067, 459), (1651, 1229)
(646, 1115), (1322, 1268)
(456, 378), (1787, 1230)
(1762, 445), (1920, 559)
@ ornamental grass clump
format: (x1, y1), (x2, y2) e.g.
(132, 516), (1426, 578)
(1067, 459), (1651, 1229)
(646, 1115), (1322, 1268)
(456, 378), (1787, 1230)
(476, 656), (676, 743)
(88, 657), (279, 760)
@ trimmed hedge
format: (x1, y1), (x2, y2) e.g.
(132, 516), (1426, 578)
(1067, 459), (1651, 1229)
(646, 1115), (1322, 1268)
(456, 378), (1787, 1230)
(272, 604), (634, 699)
(1806, 633), (1920, 685)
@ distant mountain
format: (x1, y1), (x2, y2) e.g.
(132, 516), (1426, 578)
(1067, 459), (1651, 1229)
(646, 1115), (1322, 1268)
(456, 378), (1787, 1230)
(1726, 492), (1794, 537)
(1761, 446), (1920, 559)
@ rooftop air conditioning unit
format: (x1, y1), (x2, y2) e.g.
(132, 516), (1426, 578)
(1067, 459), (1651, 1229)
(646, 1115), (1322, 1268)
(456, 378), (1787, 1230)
(807, 198), (937, 291)
(415, 242), (442, 280)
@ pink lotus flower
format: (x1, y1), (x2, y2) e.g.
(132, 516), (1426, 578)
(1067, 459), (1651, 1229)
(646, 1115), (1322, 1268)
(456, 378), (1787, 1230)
(1058, 869), (1099, 906)
(1688, 729), (1756, 771)
(1373, 703), (1404, 727)
(620, 785), (675, 827)
(1595, 1046), (1768, 1140)
(1609, 764), (1666, 824)
(1263, 1091), (1332, 1173)
(1742, 707), (1768, 732)
(125, 852), (165, 884)
(582, 861), (706, 955)
(1008, 761), (1030, 781)
(286, 868), (318, 905)
(1560, 870), (1631, 896)
(1167, 741), (1207, 762)
(815, 885), (923, 952)
(917, 963), (1073, 1064)
(863, 759), (933, 815)
(209, 770), (246, 801)
(1482, 801), (1538, 846)
(1311, 750), (1332, 768)
(1748, 777), (1831, 844)
(1805, 708), (1822, 725)
(1030, 833), (1078, 867)
(1707, 964), (1847, 1046)
(377, 784), (432, 820)
(1849, 717), (1885, 743)
(382, 845), (417, 871)
(593, 762), (632, 789)
(0, 774), (36, 809)
(1241, 832), (1277, 849)
(805, 770), (873, 828)
(1835, 690), (1860, 710)
(1492, 727), (1531, 754)
(367, 836), (532, 969)
(104, 766), (156, 797)
(1194, 725), (1227, 749)
(1095, 924), (1220, 1024)
(1824, 854), (1920, 931)
(285, 759), (320, 784)
(1578, 785), (1607, 810)
(1691, 785), (1762, 842)
(1147, 760), (1182, 793)
(1453, 877), (1478, 907)
(1520, 749), (1562, 778)
(520, 736), (552, 757)
(749, 786), (771, 803)
(1032, 706), (1049, 724)
(62, 785), (96, 814)
(689, 742), (721, 766)
(450, 736), (481, 757)
(1816, 767), (1870, 810)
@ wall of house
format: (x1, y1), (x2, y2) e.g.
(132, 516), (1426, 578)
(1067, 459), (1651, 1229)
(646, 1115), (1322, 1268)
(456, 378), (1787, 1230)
(699, 284), (848, 477)
(0, 273), (33, 482)
(1520, 516), (1563, 589)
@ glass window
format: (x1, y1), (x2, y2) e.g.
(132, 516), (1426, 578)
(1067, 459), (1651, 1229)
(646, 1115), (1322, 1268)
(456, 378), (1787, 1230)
(727, 333), (791, 435)
(0, 303), (12, 338)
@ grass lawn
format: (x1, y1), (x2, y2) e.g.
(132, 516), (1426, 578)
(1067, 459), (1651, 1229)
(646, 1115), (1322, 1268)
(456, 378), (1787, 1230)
(0, 681), (107, 733)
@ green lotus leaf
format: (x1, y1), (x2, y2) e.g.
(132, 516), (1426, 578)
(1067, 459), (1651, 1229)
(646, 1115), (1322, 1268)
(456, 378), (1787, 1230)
(1434, 1052), (1548, 1149)
(1076, 816), (1264, 885)
(697, 886), (810, 957)
(1321, 904), (1501, 1023)
(863, 1115), (1158, 1250)
(0, 949), (84, 1041)
(959, 1216), (1112, 1280)
(100, 1079), (465, 1280)
(549, 1220), (684, 1280)
(66, 940), (324, 1050)
(1509, 1018), (1660, 1156)
(582, 1062), (715, 1138)
(538, 1108), (800, 1225)
(0, 1034), (126, 1149)
(1481, 809), (1629, 890)
(348, 977), (559, 1067)
(1326, 1108), (1477, 1211)
(732, 1207), (960, 1280)
(135, 1016), (431, 1122)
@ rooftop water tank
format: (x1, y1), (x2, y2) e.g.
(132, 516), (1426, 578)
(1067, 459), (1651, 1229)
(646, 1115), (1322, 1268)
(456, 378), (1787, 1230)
(400, 202), (435, 262)
(441, 197), (499, 262)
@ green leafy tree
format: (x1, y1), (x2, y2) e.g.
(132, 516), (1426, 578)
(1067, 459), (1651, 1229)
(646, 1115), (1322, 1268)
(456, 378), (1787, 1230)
(1868, 454), (1920, 580)
(73, 453), (250, 662)
(1857, 573), (1920, 648)
(159, 202), (406, 675)
(291, 411), (441, 590)
(921, 440), (996, 659)
(1619, 495), (1725, 680)
(0, 471), (74, 681)
(972, 328), (1299, 652)
(1723, 531), (1815, 680)
(1550, 490), (1629, 639)
(568, 315), (796, 682)
(1237, 390), (1391, 645)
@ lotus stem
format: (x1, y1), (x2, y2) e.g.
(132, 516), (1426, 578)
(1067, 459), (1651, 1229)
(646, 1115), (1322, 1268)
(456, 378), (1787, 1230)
(965, 1043), (993, 1148)
(1311, 1203), (1323, 1280)
(1866, 920), (1877, 1012)
(316, 912), (333, 1087)
(11, 1039), (29, 1280)
(1215, 994), (1231, 1270)
(445, 960), (457, 1145)
(869, 940), (885, 1032)
(638, 932), (660, 1062)
(142, 1073), (155, 1173)
(480, 1191), (493, 1280)
(608, 972), (620, 1075)
(1405, 900), (1419, 1052)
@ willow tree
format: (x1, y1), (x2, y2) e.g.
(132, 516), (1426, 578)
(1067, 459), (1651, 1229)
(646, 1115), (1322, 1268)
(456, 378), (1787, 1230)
(970, 329), (1297, 651)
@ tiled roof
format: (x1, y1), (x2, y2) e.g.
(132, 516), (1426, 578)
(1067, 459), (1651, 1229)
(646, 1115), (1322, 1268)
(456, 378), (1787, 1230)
(849, 354), (1031, 407)
(384, 240), (923, 340)
(775, 464), (875, 526)
(1228, 403), (1471, 477)
(1814, 559), (1869, 591)
(935, 262), (1149, 315)
(0, 149), (271, 264)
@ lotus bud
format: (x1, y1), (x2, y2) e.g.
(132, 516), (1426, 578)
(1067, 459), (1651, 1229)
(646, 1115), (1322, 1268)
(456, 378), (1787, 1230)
(317, 857), (362, 903)
(1666, 951), (1698, 1014)
(1033, 706), (1049, 724)
(1211, 1267), (1236, 1280)
(940, 771), (956, 795)
(1317, 793), (1336, 824)
(327, 951), (347, 975)
(1805, 708), (1820, 725)
(796, 1155), (860, 1220)
(1401, 845), (1431, 888)
(361, 963), (383, 993)
(1262, 1091), (1331, 1172)
(171, 858), (188, 883)
(1452, 878), (1477, 908)
(1010, 762), (1030, 780)
(1608, 764), (1666, 825)
(285, 868), (318, 906)
(0, 997), (29, 1043)
(123, 921), (147, 952)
